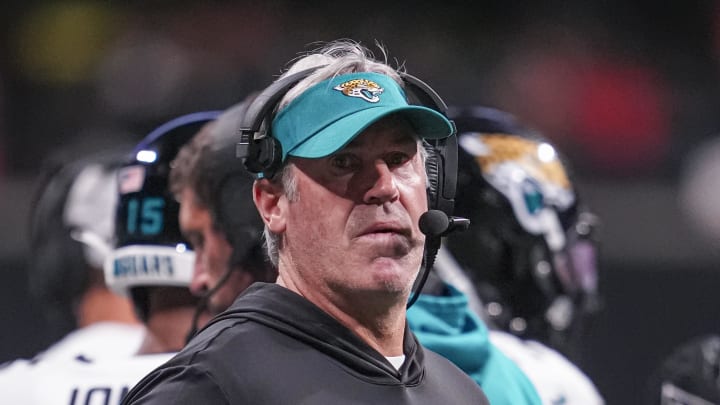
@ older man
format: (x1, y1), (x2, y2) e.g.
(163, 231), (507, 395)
(123, 40), (488, 404)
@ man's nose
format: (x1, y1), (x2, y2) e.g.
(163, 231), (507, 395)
(363, 161), (399, 205)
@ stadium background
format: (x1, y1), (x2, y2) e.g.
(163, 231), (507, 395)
(1, 1), (720, 403)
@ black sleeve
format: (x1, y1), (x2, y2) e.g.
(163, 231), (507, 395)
(122, 365), (229, 405)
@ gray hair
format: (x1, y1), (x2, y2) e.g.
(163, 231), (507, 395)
(262, 40), (411, 266)
(278, 40), (403, 110)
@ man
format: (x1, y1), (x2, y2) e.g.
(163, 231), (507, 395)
(424, 106), (604, 404)
(123, 40), (489, 404)
(172, 97), (561, 405)
(168, 99), (276, 332)
(0, 150), (144, 402)
(169, 100), (593, 405)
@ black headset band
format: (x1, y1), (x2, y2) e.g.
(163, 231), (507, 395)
(400, 72), (448, 114)
(239, 67), (325, 140)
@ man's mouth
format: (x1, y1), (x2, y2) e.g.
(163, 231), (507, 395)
(358, 222), (409, 238)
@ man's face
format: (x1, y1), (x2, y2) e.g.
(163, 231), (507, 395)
(178, 188), (254, 315)
(272, 115), (428, 303)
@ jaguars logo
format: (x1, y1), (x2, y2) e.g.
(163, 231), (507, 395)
(472, 133), (571, 190)
(333, 79), (384, 103)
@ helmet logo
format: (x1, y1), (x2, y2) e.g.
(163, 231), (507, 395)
(334, 79), (384, 103)
(469, 134), (571, 190)
(460, 133), (576, 251)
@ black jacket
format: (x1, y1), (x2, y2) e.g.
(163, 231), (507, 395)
(122, 283), (488, 404)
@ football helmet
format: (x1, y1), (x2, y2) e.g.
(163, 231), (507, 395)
(445, 106), (601, 353)
(104, 111), (220, 320)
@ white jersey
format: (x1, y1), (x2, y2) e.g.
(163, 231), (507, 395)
(0, 322), (174, 404)
(490, 331), (604, 405)
(26, 322), (145, 362)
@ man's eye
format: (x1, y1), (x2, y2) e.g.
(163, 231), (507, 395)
(330, 154), (357, 170)
(386, 152), (410, 167)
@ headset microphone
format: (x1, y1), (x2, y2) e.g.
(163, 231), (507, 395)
(419, 210), (448, 237)
(419, 210), (471, 238)
(407, 210), (470, 308)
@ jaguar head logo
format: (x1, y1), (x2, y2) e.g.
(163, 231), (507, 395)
(333, 78), (384, 103)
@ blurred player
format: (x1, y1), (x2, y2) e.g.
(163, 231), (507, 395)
(0, 149), (143, 401)
(447, 106), (601, 352)
(103, 112), (218, 353)
(0, 112), (218, 403)
(25, 151), (140, 345)
(409, 106), (604, 404)
(168, 97), (276, 339)
(647, 335), (720, 404)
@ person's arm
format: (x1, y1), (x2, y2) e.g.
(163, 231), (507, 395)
(122, 365), (229, 405)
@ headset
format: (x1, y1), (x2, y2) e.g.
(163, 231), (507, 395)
(235, 66), (466, 308)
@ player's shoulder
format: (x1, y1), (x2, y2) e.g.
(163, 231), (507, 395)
(0, 352), (177, 404)
(0, 350), (174, 376)
(40, 322), (144, 362)
(0, 357), (34, 378)
(0, 358), (37, 401)
(489, 331), (605, 404)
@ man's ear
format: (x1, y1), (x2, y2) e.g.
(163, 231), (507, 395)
(253, 179), (287, 234)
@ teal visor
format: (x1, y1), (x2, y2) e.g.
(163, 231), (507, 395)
(272, 72), (453, 160)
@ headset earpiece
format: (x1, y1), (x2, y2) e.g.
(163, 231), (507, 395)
(424, 142), (441, 209)
(240, 136), (283, 177)
(426, 133), (458, 217)
(238, 67), (324, 178)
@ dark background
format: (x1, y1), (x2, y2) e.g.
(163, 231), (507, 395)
(2, 1), (720, 404)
